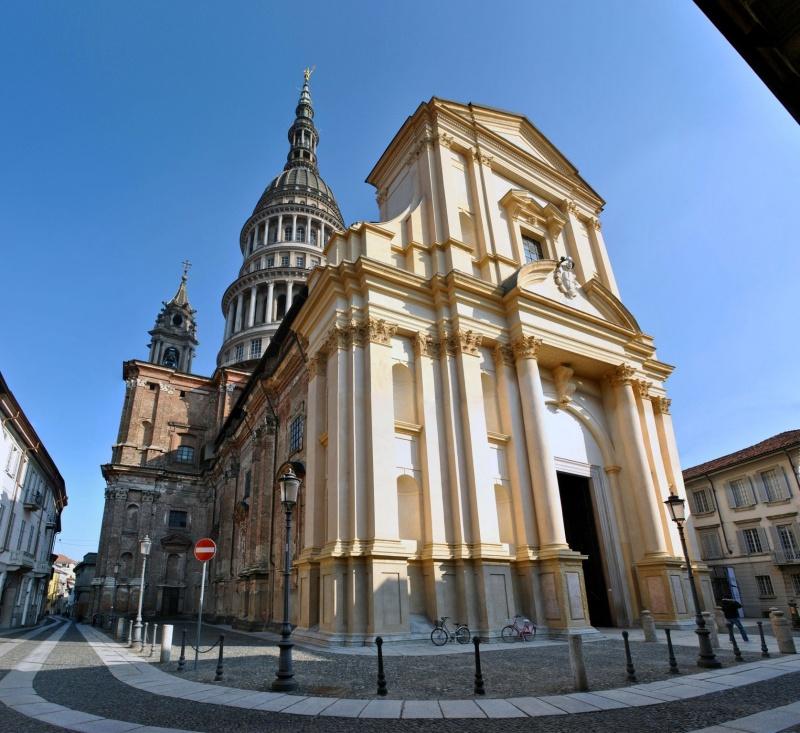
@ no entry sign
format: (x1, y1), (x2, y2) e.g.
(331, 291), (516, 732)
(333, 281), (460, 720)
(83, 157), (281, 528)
(194, 538), (217, 563)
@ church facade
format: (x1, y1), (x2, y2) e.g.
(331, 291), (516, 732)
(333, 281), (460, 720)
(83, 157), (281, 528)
(93, 76), (710, 641)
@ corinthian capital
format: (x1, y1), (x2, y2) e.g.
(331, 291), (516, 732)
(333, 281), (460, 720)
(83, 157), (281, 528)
(308, 350), (327, 379)
(492, 343), (515, 367)
(606, 363), (637, 386)
(511, 335), (542, 360)
(635, 380), (653, 400)
(324, 324), (351, 353)
(446, 329), (482, 356)
(414, 332), (441, 359)
(366, 318), (397, 345)
(652, 396), (671, 414)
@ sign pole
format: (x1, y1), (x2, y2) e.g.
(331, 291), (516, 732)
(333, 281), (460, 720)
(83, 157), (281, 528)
(195, 560), (207, 671)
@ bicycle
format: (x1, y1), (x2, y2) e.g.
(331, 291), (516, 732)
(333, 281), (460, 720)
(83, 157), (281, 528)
(501, 615), (536, 642)
(430, 616), (471, 646)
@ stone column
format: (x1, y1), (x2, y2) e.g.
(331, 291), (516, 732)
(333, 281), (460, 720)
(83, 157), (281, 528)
(224, 303), (234, 339)
(266, 283), (274, 324)
(277, 214), (283, 241)
(586, 217), (620, 297)
(234, 292), (244, 333)
(286, 281), (294, 307)
(606, 364), (668, 557)
(511, 336), (567, 549)
(291, 214), (297, 242)
(247, 286), (257, 329)
(561, 201), (590, 284)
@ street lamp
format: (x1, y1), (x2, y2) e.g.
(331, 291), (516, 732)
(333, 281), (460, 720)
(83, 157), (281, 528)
(664, 493), (721, 668)
(272, 466), (301, 692)
(132, 535), (152, 643)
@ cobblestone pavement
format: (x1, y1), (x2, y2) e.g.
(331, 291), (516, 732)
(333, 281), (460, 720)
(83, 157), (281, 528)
(154, 622), (748, 699)
(1, 620), (800, 733)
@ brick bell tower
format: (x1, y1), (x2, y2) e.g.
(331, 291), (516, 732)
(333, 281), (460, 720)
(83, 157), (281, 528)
(147, 261), (198, 373)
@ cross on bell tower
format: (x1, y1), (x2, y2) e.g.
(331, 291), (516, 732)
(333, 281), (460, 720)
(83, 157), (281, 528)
(147, 263), (198, 373)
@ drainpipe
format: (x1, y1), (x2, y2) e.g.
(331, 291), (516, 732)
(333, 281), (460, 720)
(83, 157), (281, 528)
(704, 473), (733, 554)
(783, 449), (800, 493)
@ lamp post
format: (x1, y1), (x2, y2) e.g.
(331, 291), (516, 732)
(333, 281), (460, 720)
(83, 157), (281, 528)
(272, 467), (301, 692)
(132, 535), (152, 644)
(664, 494), (721, 668)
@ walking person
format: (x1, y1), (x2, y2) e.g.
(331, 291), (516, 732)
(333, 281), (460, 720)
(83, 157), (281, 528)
(721, 597), (749, 641)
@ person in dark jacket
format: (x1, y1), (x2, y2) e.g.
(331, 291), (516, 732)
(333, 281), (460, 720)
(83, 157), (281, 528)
(720, 597), (748, 641)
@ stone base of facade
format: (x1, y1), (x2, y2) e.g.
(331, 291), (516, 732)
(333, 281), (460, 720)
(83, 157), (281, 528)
(634, 555), (696, 625)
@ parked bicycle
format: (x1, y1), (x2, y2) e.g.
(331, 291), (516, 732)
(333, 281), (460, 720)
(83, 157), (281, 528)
(430, 616), (471, 646)
(501, 615), (536, 642)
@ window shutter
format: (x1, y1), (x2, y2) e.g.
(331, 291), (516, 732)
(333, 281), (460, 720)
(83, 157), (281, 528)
(726, 484), (737, 509)
(736, 529), (748, 555)
(756, 475), (770, 503)
(780, 466), (792, 499)
(757, 527), (771, 553)
(746, 476), (758, 505)
(769, 525), (782, 556)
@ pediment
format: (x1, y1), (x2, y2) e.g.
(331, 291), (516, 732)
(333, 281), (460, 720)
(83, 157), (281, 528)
(160, 533), (192, 551)
(506, 263), (641, 333)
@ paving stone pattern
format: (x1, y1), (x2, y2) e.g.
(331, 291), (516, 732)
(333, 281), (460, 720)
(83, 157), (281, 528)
(159, 623), (741, 699)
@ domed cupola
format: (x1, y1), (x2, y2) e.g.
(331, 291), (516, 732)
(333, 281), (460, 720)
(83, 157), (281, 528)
(217, 69), (345, 369)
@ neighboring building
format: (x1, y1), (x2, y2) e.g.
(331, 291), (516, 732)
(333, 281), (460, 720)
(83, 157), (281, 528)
(684, 430), (800, 617)
(95, 74), (704, 642)
(71, 552), (96, 621)
(46, 554), (77, 614)
(0, 371), (68, 628)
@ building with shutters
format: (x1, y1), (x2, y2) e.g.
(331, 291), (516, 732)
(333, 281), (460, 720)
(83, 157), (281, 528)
(684, 430), (800, 617)
(94, 73), (706, 641)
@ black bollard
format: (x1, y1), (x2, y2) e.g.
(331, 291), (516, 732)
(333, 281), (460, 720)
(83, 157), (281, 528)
(375, 636), (387, 696)
(150, 624), (158, 657)
(622, 630), (637, 683)
(214, 635), (225, 681)
(177, 628), (187, 672)
(665, 628), (680, 674)
(727, 623), (743, 661)
(757, 621), (770, 658)
(141, 622), (148, 652)
(473, 636), (485, 695)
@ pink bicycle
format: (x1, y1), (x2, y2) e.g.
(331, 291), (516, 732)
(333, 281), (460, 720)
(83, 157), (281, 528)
(501, 615), (536, 642)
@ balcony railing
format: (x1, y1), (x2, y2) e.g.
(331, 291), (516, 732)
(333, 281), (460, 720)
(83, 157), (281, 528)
(33, 560), (52, 576)
(8, 550), (35, 569)
(23, 491), (42, 510)
(774, 548), (800, 564)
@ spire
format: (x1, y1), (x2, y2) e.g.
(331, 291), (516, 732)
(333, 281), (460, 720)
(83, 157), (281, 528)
(168, 260), (192, 307)
(285, 67), (319, 172)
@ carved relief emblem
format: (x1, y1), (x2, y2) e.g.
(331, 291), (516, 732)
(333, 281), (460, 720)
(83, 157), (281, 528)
(554, 256), (578, 299)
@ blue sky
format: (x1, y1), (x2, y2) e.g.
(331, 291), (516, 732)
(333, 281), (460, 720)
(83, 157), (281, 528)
(1, 1), (798, 559)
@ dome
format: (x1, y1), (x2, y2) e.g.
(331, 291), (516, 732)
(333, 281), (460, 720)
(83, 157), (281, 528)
(253, 166), (341, 218)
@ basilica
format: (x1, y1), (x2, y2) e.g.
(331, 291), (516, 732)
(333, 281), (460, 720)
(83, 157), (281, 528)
(93, 72), (710, 642)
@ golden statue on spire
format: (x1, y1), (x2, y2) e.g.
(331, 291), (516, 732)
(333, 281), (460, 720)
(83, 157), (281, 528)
(303, 65), (315, 82)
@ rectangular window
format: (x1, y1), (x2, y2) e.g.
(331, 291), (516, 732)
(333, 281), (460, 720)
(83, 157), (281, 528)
(235, 344), (244, 362)
(521, 235), (543, 264)
(289, 415), (304, 454)
(756, 575), (775, 597)
(250, 338), (262, 359)
(17, 519), (25, 550)
(311, 257), (320, 268)
(296, 255), (306, 269)
(244, 469), (252, 499)
(5, 444), (20, 476)
(742, 527), (765, 554)
(777, 524), (800, 561)
(175, 445), (195, 464)
(727, 478), (754, 508)
(691, 489), (713, 514)
(793, 574), (800, 595)
(168, 510), (187, 528)
(26, 524), (34, 552)
(267, 256), (274, 268)
(281, 254), (290, 267)
(760, 468), (789, 502)
(699, 529), (723, 560)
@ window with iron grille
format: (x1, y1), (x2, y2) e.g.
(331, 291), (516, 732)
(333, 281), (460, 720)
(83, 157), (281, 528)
(777, 524), (800, 560)
(311, 257), (320, 268)
(267, 256), (274, 268)
(281, 254), (290, 267)
(250, 338), (262, 359)
(296, 255), (306, 269)
(521, 235), (543, 264)
(235, 344), (244, 362)
(728, 478), (754, 508)
(692, 489), (713, 514)
(760, 468), (789, 502)
(742, 527), (765, 554)
(756, 575), (775, 597)
(175, 445), (195, 464)
(289, 415), (304, 454)
(168, 510), (187, 528)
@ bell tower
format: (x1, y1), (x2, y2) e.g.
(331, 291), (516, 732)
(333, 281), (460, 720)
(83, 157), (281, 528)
(147, 261), (198, 373)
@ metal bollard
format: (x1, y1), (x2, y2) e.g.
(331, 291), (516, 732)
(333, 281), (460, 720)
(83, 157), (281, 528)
(177, 628), (187, 672)
(757, 621), (770, 658)
(473, 636), (485, 695)
(141, 622), (148, 652)
(150, 624), (158, 657)
(214, 635), (225, 681)
(727, 623), (744, 661)
(160, 624), (174, 663)
(665, 628), (679, 674)
(622, 630), (637, 683)
(375, 636), (387, 696)
(127, 621), (134, 648)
